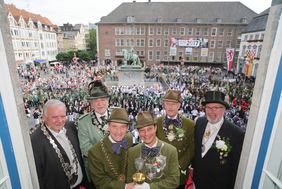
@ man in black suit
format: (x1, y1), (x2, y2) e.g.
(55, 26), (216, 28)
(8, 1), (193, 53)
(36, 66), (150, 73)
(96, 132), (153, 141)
(193, 91), (245, 189)
(30, 99), (88, 189)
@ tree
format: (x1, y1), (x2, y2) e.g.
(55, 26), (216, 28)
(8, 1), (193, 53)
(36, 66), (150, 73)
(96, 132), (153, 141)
(89, 29), (97, 59)
(77, 50), (91, 61)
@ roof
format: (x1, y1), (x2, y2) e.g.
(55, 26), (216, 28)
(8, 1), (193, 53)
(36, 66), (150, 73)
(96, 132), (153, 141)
(242, 8), (269, 33)
(98, 1), (257, 24)
(5, 4), (57, 28)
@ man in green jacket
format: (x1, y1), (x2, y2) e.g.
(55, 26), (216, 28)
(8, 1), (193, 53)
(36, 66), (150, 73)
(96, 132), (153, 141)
(88, 108), (134, 189)
(156, 90), (195, 188)
(127, 111), (180, 189)
(78, 80), (111, 183)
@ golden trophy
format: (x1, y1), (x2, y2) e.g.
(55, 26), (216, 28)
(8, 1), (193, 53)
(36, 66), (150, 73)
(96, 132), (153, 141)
(132, 157), (146, 184)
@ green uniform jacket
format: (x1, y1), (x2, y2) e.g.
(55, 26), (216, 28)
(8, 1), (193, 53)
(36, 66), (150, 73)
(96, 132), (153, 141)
(156, 116), (195, 185)
(89, 133), (133, 189)
(78, 113), (105, 179)
(126, 139), (180, 189)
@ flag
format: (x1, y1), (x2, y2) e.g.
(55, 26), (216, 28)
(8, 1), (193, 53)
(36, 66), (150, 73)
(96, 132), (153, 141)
(245, 49), (256, 77)
(226, 48), (235, 71)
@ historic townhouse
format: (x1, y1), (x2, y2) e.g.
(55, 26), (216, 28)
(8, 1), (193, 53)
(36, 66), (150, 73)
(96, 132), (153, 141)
(5, 4), (58, 65)
(96, 1), (257, 67)
(59, 23), (88, 52)
(237, 9), (269, 77)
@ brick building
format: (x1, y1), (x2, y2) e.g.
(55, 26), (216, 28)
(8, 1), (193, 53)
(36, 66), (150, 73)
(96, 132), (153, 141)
(96, 1), (257, 67)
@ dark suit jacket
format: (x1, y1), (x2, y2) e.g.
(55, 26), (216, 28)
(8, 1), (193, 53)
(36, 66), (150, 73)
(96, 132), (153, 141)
(193, 117), (245, 189)
(30, 121), (88, 189)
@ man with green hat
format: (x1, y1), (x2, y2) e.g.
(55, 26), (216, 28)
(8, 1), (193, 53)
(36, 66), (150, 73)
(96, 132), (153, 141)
(88, 107), (134, 189)
(126, 111), (180, 189)
(155, 89), (195, 188)
(77, 80), (111, 184)
(193, 90), (244, 189)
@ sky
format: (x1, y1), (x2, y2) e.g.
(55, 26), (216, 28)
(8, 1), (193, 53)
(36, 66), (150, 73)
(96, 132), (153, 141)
(4, 0), (272, 26)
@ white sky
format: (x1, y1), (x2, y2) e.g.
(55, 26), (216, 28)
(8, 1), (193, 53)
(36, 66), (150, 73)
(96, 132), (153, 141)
(4, 0), (272, 26)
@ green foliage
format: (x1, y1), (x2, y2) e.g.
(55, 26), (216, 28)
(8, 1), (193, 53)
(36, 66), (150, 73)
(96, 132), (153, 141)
(89, 29), (97, 57)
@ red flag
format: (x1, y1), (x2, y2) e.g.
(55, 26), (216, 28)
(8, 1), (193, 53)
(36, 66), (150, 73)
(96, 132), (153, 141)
(226, 48), (235, 71)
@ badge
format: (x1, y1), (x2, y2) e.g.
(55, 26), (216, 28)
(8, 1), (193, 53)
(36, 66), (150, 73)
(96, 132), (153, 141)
(168, 124), (174, 130)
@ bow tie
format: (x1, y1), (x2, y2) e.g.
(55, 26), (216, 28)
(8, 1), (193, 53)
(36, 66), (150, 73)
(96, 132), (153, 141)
(165, 117), (180, 127)
(111, 139), (128, 155)
(141, 145), (160, 157)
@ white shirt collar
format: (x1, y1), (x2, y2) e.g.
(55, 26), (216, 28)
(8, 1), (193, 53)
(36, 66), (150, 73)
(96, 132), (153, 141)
(144, 138), (158, 148)
(46, 125), (66, 137)
(208, 117), (224, 131)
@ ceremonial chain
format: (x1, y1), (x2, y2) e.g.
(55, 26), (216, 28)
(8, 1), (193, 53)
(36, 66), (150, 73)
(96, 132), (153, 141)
(92, 111), (109, 136)
(41, 125), (79, 185)
(100, 140), (127, 181)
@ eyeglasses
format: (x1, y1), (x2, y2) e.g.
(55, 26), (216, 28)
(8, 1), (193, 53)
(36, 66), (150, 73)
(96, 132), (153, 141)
(205, 106), (225, 111)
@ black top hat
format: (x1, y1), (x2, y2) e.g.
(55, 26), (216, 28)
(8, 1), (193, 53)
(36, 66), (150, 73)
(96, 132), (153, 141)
(86, 80), (110, 100)
(201, 91), (229, 108)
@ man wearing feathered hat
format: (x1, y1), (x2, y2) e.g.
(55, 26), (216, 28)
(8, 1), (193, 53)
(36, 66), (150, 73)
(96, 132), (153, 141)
(77, 80), (111, 185)
(155, 89), (195, 188)
(126, 111), (180, 189)
(193, 90), (245, 189)
(88, 108), (134, 189)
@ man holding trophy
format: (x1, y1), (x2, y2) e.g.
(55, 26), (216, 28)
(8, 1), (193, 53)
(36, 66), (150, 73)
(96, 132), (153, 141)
(126, 111), (180, 189)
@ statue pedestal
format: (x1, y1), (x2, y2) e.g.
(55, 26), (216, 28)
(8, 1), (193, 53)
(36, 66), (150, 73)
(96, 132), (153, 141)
(118, 65), (144, 86)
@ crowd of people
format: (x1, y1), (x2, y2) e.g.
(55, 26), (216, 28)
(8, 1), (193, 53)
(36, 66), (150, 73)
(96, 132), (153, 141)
(20, 62), (253, 133)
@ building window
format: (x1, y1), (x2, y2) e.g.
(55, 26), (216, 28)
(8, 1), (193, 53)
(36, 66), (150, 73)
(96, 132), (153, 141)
(195, 28), (201, 36)
(156, 39), (161, 47)
(163, 51), (168, 60)
(179, 27), (185, 36)
(148, 39), (154, 47)
(218, 28), (224, 36)
(136, 27), (145, 35)
(211, 27), (217, 36)
(156, 27), (162, 35)
(203, 28), (209, 36)
(140, 39), (145, 47)
(226, 40), (231, 48)
(164, 39), (169, 47)
(149, 27), (154, 35)
(187, 28), (193, 36)
(260, 33), (264, 40)
(164, 28), (169, 36)
(227, 29), (233, 36)
(244, 35), (248, 41)
(254, 34), (259, 40)
(172, 28), (177, 35)
(148, 50), (153, 60)
(215, 52), (222, 62)
(210, 40), (216, 48)
(156, 51), (161, 60)
(193, 53), (199, 62)
(217, 40), (223, 48)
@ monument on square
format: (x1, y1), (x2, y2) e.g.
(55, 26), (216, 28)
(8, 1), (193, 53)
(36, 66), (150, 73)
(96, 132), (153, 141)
(118, 48), (144, 86)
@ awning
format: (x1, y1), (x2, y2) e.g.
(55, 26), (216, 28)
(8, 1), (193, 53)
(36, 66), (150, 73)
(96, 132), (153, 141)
(34, 59), (47, 63)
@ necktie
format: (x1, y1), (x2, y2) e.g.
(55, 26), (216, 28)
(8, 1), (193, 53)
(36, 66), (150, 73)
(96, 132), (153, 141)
(141, 145), (160, 157)
(165, 117), (180, 127)
(100, 115), (106, 123)
(111, 139), (128, 155)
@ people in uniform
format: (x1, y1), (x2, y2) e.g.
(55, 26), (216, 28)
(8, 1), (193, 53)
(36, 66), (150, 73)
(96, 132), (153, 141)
(127, 111), (180, 189)
(30, 99), (88, 189)
(78, 80), (111, 181)
(155, 90), (195, 188)
(193, 91), (245, 189)
(88, 108), (134, 189)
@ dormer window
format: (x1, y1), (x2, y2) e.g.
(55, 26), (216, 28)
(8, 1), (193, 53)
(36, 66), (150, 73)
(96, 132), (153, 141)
(240, 17), (247, 23)
(216, 18), (222, 23)
(156, 17), (162, 23)
(176, 18), (182, 23)
(195, 18), (201, 23)
(127, 16), (135, 23)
